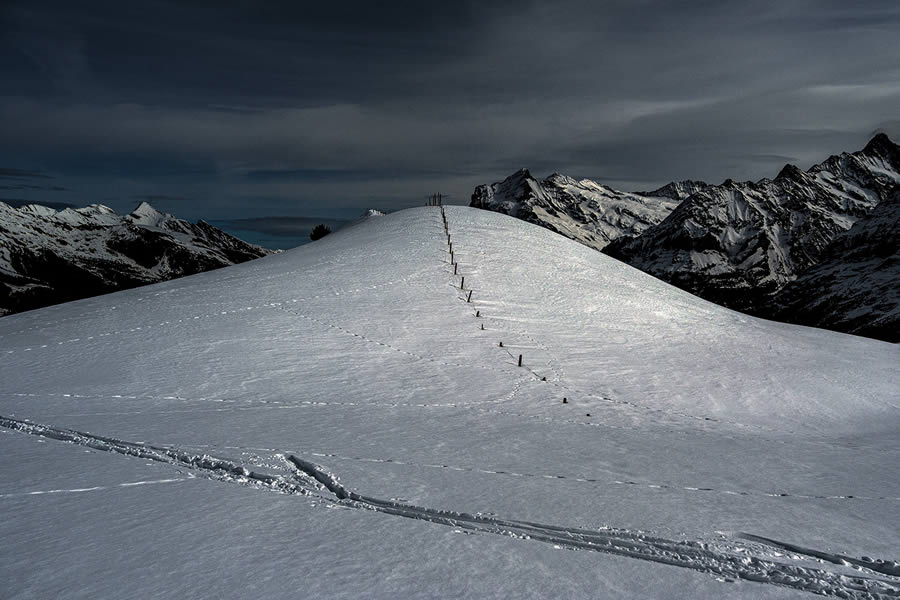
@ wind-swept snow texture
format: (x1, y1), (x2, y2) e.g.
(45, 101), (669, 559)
(1, 207), (898, 599)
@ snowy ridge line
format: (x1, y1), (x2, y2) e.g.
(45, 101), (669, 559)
(3, 413), (897, 597)
(0, 477), (190, 499)
(298, 448), (900, 503)
(1, 273), (428, 352)
(286, 456), (900, 599)
(0, 415), (315, 496)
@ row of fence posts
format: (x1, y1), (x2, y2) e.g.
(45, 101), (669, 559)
(438, 202), (580, 409)
(440, 203), (524, 370)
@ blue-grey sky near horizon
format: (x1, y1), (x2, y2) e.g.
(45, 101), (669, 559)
(2, 0), (899, 221)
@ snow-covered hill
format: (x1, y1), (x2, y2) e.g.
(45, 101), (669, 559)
(471, 169), (686, 249)
(0, 201), (270, 316)
(604, 134), (900, 314)
(1, 207), (897, 599)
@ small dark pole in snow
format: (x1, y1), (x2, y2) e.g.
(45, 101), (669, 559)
(460, 276), (465, 289)
(481, 323), (485, 330)
(467, 290), (472, 302)
(499, 341), (503, 347)
(518, 354), (523, 367)
(453, 263), (458, 275)
(475, 310), (480, 317)
(562, 397), (568, 403)
(541, 376), (546, 381)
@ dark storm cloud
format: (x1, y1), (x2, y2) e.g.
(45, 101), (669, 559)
(0, 167), (52, 179)
(133, 194), (189, 203)
(1, 0), (899, 217)
(0, 184), (67, 190)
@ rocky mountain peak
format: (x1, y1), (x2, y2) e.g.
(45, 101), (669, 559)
(127, 201), (170, 227)
(471, 170), (680, 250)
(775, 163), (807, 182)
(640, 180), (710, 201)
(861, 132), (898, 161)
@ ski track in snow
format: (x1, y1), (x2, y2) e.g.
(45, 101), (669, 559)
(0, 477), (191, 499)
(2, 414), (898, 599)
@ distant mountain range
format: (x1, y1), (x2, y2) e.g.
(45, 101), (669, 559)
(472, 134), (900, 342)
(0, 202), (270, 316)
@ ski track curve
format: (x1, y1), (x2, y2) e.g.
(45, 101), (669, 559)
(2, 414), (898, 599)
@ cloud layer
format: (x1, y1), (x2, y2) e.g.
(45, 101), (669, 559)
(2, 0), (899, 218)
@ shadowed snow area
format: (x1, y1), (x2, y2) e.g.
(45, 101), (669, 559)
(1, 206), (898, 599)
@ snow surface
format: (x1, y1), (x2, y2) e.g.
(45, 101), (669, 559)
(1, 206), (898, 599)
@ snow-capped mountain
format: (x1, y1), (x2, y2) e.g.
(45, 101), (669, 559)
(604, 134), (900, 315)
(0, 201), (270, 316)
(768, 188), (900, 342)
(637, 179), (711, 201)
(471, 169), (688, 249)
(1, 206), (897, 599)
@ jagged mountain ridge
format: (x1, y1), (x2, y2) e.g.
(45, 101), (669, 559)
(471, 134), (900, 340)
(0, 201), (271, 316)
(471, 169), (698, 249)
(603, 134), (900, 315)
(768, 188), (900, 342)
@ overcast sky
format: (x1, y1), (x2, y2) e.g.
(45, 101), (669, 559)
(2, 0), (899, 219)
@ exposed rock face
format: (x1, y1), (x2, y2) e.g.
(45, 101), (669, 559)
(0, 202), (271, 316)
(768, 188), (900, 342)
(603, 134), (900, 314)
(471, 169), (686, 250)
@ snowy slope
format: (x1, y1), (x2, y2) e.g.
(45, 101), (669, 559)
(0, 201), (270, 317)
(604, 134), (900, 314)
(471, 169), (684, 249)
(1, 207), (898, 599)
